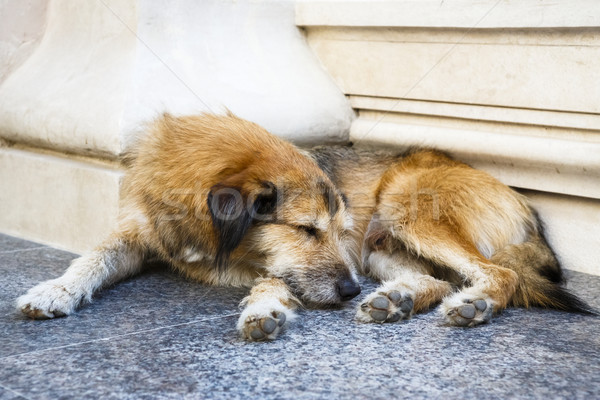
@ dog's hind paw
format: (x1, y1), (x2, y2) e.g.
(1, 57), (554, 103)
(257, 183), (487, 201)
(237, 300), (293, 341)
(356, 289), (414, 323)
(17, 279), (82, 319)
(440, 293), (493, 327)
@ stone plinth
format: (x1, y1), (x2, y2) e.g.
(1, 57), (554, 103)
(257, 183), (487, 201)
(0, 0), (354, 253)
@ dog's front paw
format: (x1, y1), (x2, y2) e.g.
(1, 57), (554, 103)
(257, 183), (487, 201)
(356, 289), (414, 323)
(237, 300), (293, 341)
(440, 293), (493, 327)
(16, 279), (82, 319)
(239, 311), (287, 341)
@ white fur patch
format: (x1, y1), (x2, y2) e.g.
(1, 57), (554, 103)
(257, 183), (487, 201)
(343, 215), (354, 230)
(119, 203), (149, 226)
(365, 251), (428, 282)
(475, 239), (495, 260)
(182, 247), (204, 263)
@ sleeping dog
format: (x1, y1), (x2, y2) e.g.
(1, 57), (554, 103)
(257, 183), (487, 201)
(17, 113), (593, 340)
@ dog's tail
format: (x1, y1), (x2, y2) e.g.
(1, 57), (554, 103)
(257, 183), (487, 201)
(491, 226), (596, 315)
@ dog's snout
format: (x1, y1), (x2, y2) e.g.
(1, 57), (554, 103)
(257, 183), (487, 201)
(337, 277), (361, 301)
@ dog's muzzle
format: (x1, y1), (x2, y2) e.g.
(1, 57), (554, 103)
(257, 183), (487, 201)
(336, 277), (361, 301)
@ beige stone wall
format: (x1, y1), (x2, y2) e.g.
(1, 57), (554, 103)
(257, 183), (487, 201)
(0, 0), (47, 86)
(0, 145), (122, 252)
(297, 0), (600, 275)
(0, 0), (354, 253)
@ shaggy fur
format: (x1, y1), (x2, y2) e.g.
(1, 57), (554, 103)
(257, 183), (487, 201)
(311, 146), (594, 326)
(17, 113), (360, 341)
(17, 113), (593, 340)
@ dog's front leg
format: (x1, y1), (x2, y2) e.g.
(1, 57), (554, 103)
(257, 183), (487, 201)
(237, 277), (299, 341)
(17, 233), (145, 319)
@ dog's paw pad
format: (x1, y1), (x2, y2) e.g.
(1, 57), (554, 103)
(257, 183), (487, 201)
(21, 304), (66, 320)
(241, 311), (287, 341)
(16, 281), (79, 320)
(357, 290), (414, 324)
(444, 297), (493, 327)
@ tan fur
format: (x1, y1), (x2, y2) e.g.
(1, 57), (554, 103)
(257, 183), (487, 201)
(373, 151), (531, 312)
(313, 147), (590, 326)
(17, 113), (360, 341)
(123, 113), (357, 293)
(17, 114), (590, 339)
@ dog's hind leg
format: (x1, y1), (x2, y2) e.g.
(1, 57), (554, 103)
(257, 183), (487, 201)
(437, 260), (517, 327)
(389, 222), (518, 327)
(406, 232), (518, 327)
(17, 231), (146, 319)
(237, 277), (299, 341)
(356, 250), (452, 323)
(357, 270), (452, 324)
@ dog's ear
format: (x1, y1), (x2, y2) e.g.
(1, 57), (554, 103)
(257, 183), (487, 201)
(251, 181), (278, 220)
(207, 181), (251, 270)
(207, 176), (279, 270)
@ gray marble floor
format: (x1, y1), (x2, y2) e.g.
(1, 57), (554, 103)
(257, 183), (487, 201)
(1, 233), (599, 400)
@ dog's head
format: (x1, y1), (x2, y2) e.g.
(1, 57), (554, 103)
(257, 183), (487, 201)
(207, 153), (360, 306)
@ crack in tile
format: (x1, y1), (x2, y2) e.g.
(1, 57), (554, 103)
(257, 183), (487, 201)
(0, 382), (32, 400)
(1, 312), (240, 361)
(0, 247), (49, 254)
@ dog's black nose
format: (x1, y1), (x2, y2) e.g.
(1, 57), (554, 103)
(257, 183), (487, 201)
(337, 278), (361, 301)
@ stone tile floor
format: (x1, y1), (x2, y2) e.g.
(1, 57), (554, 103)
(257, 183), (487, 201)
(0, 233), (599, 400)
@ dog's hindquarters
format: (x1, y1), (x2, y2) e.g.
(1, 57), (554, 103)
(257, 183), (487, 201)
(357, 149), (593, 325)
(360, 149), (594, 325)
(375, 151), (529, 324)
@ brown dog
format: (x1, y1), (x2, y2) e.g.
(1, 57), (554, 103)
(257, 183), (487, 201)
(17, 113), (592, 340)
